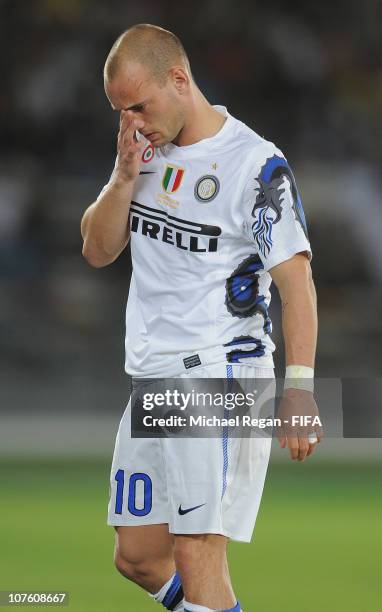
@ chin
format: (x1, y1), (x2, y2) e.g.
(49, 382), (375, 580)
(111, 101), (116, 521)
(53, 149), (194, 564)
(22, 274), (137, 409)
(152, 136), (169, 148)
(147, 133), (162, 146)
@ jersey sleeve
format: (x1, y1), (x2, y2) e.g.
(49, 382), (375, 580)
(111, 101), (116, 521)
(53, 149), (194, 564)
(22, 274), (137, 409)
(242, 144), (312, 271)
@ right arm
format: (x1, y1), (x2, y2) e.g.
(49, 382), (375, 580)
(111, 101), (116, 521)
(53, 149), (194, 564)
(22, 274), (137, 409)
(81, 111), (144, 268)
(81, 179), (135, 268)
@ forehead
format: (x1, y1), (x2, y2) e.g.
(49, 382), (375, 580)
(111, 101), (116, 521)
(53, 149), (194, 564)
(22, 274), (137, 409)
(105, 63), (156, 109)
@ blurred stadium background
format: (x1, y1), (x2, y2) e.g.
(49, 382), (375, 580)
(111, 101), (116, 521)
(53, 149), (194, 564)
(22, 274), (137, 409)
(1, 1), (381, 610)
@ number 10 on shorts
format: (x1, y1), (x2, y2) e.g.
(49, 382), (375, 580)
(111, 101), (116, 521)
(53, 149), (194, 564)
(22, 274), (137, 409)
(114, 470), (153, 516)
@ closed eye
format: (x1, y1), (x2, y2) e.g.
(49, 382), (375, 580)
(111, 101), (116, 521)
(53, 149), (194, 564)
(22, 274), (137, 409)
(127, 104), (145, 112)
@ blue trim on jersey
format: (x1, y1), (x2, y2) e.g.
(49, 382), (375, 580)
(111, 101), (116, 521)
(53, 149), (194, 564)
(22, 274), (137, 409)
(261, 154), (289, 183)
(162, 571), (182, 609)
(222, 365), (233, 499)
(227, 346), (266, 363)
(225, 336), (266, 363)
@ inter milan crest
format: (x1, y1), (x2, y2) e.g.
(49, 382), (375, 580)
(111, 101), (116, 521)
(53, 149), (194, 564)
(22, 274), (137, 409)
(194, 175), (220, 202)
(141, 143), (154, 163)
(162, 165), (185, 193)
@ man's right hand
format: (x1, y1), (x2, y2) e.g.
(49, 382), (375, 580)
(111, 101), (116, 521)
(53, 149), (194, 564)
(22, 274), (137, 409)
(114, 110), (145, 183)
(81, 110), (144, 267)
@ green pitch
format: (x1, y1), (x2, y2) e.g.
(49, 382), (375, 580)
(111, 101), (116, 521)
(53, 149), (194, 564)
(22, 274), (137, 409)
(1, 458), (381, 611)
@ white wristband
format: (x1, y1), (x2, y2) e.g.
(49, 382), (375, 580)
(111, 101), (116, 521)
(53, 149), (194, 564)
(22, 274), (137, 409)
(284, 365), (314, 392)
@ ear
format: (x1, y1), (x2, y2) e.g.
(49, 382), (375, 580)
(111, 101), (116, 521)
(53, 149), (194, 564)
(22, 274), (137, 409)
(170, 66), (189, 94)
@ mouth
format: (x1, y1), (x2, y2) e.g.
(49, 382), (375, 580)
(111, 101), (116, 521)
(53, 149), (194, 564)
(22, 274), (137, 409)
(145, 132), (159, 141)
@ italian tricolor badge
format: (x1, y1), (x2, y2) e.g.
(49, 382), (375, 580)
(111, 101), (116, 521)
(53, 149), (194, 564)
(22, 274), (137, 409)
(162, 165), (185, 193)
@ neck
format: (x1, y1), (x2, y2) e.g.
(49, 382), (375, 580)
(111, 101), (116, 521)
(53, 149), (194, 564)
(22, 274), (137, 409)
(172, 87), (226, 146)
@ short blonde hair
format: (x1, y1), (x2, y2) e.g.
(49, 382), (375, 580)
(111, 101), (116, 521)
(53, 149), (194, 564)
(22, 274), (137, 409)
(104, 23), (191, 85)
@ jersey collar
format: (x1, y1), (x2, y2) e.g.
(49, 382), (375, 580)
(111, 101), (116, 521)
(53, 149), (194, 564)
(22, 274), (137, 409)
(161, 105), (233, 159)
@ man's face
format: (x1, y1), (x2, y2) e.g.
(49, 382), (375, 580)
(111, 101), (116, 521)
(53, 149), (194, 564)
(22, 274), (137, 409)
(105, 62), (187, 147)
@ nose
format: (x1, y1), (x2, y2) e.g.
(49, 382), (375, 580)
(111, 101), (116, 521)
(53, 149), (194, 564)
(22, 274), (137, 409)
(123, 110), (144, 129)
(134, 117), (145, 131)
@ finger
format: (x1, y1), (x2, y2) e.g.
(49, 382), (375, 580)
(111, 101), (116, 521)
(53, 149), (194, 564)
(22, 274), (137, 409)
(120, 121), (137, 148)
(288, 436), (299, 460)
(284, 424), (298, 440)
(125, 109), (144, 132)
(306, 442), (317, 457)
(297, 439), (309, 462)
(118, 125), (142, 158)
(120, 109), (133, 128)
(307, 432), (318, 443)
(119, 111), (136, 139)
(297, 426), (309, 442)
(120, 110), (144, 137)
(118, 115), (132, 149)
(119, 110), (133, 138)
(134, 140), (145, 155)
(315, 427), (324, 443)
(306, 429), (319, 456)
(275, 425), (286, 448)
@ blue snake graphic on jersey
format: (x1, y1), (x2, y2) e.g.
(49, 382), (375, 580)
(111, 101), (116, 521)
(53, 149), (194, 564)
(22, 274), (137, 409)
(252, 155), (308, 256)
(225, 254), (271, 330)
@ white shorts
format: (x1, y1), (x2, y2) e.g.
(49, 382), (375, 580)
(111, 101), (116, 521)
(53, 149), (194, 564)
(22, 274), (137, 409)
(107, 362), (274, 542)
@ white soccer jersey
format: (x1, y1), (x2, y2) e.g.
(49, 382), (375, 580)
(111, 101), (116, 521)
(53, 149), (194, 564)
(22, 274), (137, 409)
(101, 106), (311, 377)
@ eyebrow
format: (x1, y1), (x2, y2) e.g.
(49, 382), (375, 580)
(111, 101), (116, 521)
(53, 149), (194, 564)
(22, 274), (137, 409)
(111, 100), (147, 111)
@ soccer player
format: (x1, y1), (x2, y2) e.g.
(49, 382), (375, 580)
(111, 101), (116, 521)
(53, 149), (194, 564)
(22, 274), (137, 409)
(81, 24), (320, 612)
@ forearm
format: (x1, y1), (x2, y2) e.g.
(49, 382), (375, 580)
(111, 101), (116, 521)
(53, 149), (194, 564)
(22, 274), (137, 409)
(280, 273), (317, 368)
(81, 178), (135, 267)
